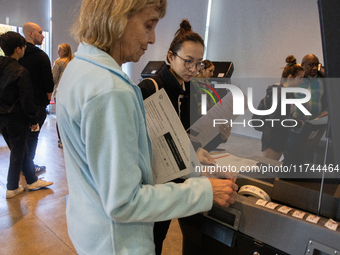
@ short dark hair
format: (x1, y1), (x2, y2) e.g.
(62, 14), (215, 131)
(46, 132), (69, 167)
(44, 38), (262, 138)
(0, 31), (26, 56)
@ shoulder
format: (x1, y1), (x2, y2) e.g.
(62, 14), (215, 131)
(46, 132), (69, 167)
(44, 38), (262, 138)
(54, 58), (67, 67)
(10, 60), (30, 77)
(265, 84), (281, 96)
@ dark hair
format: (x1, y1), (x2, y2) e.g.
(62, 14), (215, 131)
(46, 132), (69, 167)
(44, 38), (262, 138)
(281, 55), (304, 78)
(0, 31), (26, 56)
(202, 60), (213, 70)
(167, 19), (204, 62)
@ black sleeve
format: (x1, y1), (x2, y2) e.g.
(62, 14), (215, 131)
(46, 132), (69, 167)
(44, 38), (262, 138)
(203, 134), (227, 152)
(40, 52), (54, 93)
(322, 82), (328, 113)
(18, 68), (37, 124)
(252, 89), (280, 131)
(252, 96), (271, 131)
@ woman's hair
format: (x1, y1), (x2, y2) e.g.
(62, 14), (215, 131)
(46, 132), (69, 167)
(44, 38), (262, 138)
(72, 0), (167, 53)
(281, 55), (304, 78)
(59, 43), (73, 63)
(0, 31), (26, 56)
(197, 60), (213, 77)
(202, 60), (213, 69)
(167, 19), (205, 62)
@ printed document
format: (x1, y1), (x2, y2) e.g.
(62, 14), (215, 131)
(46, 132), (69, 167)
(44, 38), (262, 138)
(144, 88), (200, 184)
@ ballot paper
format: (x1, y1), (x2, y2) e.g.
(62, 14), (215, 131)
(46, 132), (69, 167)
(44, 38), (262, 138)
(190, 85), (247, 147)
(144, 88), (200, 184)
(211, 152), (258, 173)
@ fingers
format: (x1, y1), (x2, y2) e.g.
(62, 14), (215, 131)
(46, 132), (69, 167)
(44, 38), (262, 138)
(203, 150), (216, 164)
(196, 148), (216, 165)
(209, 179), (239, 207)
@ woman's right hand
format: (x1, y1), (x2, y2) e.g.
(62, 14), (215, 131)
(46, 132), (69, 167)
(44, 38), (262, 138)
(208, 178), (238, 207)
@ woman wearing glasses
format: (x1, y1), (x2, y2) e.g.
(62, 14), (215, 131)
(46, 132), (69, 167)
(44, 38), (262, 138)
(138, 19), (232, 255)
(139, 19), (204, 133)
(139, 19), (228, 154)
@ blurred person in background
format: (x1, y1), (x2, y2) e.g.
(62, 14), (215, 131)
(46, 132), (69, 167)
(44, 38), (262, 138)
(52, 43), (73, 148)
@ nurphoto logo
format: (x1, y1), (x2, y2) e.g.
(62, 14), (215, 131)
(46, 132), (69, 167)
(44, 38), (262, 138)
(199, 83), (312, 128)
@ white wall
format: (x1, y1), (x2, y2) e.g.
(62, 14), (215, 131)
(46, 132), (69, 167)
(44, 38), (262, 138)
(0, 0), (50, 31)
(206, 0), (323, 79)
(51, 0), (81, 63)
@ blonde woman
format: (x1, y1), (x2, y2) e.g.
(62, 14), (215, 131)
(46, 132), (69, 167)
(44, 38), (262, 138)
(52, 43), (73, 148)
(56, 0), (237, 254)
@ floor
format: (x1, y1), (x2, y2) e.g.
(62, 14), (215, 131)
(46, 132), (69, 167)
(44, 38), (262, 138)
(0, 114), (262, 255)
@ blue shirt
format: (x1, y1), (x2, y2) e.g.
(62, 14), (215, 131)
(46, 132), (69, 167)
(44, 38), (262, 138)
(56, 43), (213, 255)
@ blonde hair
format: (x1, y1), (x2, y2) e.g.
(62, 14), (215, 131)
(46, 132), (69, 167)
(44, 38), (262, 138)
(58, 43), (73, 63)
(72, 0), (167, 53)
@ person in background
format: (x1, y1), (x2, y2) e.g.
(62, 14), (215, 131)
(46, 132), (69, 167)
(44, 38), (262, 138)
(252, 55), (304, 160)
(197, 59), (215, 78)
(285, 54), (328, 160)
(138, 20), (233, 254)
(0, 31), (53, 199)
(19, 22), (54, 175)
(56, 1), (238, 254)
(52, 43), (73, 148)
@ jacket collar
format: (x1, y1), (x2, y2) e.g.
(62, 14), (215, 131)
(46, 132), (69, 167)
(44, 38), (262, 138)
(74, 43), (135, 87)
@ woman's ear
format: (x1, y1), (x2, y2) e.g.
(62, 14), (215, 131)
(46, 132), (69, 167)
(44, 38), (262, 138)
(288, 74), (293, 78)
(167, 51), (174, 64)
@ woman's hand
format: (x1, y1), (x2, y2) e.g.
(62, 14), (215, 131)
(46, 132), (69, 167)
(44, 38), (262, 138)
(30, 124), (40, 132)
(196, 147), (216, 165)
(208, 178), (238, 207)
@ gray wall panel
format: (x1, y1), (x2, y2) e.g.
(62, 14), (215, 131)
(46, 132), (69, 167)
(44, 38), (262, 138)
(207, 0), (323, 78)
(0, 0), (50, 31)
(51, 0), (81, 63)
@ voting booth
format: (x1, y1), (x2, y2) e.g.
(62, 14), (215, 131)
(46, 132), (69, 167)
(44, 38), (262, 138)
(178, 1), (340, 254)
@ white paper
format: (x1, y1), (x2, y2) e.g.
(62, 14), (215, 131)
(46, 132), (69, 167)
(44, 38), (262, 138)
(265, 202), (279, 210)
(190, 84), (247, 147)
(144, 89), (200, 184)
(256, 199), (268, 206)
(306, 214), (320, 224)
(278, 206), (292, 214)
(292, 210), (306, 219)
(211, 152), (258, 172)
(324, 219), (338, 231)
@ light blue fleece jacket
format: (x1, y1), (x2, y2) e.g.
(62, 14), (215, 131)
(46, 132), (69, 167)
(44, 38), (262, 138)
(56, 43), (213, 255)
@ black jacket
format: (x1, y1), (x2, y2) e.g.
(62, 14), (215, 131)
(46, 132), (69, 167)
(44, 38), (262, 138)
(18, 42), (54, 106)
(0, 56), (37, 123)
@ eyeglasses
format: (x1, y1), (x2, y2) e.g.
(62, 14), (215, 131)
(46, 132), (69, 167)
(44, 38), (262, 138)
(173, 52), (205, 71)
(306, 62), (320, 68)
